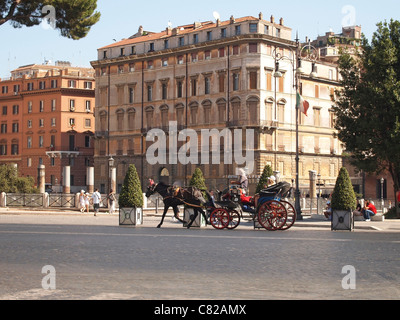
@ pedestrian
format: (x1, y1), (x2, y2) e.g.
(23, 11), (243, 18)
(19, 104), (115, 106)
(362, 200), (377, 221)
(85, 192), (90, 213)
(79, 190), (86, 213)
(353, 199), (362, 217)
(92, 188), (101, 216)
(324, 200), (332, 220)
(107, 189), (116, 214)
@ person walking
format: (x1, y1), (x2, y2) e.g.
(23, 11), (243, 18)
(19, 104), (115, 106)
(79, 190), (86, 213)
(92, 188), (101, 216)
(107, 189), (116, 214)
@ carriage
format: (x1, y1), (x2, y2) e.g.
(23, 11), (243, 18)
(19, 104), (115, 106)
(208, 181), (297, 231)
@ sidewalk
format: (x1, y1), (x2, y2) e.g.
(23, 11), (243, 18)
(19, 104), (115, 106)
(1, 207), (400, 232)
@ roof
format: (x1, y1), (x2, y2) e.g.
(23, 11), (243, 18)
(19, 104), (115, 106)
(99, 16), (265, 50)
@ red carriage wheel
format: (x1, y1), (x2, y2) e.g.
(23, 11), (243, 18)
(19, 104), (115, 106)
(279, 200), (296, 230)
(210, 208), (230, 229)
(226, 210), (241, 230)
(257, 200), (287, 231)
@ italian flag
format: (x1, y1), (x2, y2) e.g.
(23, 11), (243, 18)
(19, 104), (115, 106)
(296, 92), (309, 116)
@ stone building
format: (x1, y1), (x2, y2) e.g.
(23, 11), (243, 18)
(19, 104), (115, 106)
(0, 61), (95, 192)
(91, 14), (343, 195)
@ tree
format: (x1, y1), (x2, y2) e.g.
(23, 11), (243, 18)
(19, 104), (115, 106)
(189, 168), (207, 196)
(0, 0), (101, 40)
(331, 167), (357, 211)
(0, 164), (38, 193)
(255, 165), (273, 194)
(118, 164), (143, 208)
(333, 20), (400, 215)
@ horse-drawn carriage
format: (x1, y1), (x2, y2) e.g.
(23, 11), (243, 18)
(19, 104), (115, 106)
(146, 179), (296, 231)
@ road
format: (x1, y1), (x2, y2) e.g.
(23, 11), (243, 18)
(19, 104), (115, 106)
(0, 213), (399, 300)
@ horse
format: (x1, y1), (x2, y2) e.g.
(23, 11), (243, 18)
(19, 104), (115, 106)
(145, 180), (208, 228)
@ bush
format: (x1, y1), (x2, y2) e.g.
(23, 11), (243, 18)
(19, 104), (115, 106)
(385, 207), (400, 219)
(118, 164), (143, 208)
(0, 164), (37, 193)
(256, 165), (273, 194)
(331, 167), (357, 211)
(189, 168), (207, 196)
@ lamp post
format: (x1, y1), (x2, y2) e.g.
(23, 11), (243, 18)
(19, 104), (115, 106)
(108, 156), (115, 193)
(273, 37), (319, 220)
(380, 177), (384, 208)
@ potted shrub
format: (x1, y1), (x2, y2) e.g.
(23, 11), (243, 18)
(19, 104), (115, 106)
(331, 167), (357, 231)
(184, 168), (207, 227)
(256, 165), (274, 194)
(119, 164), (144, 226)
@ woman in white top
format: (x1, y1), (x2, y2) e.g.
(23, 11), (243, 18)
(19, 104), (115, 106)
(79, 190), (86, 213)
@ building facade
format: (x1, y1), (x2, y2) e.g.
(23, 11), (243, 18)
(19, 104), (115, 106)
(91, 14), (344, 195)
(0, 62), (95, 192)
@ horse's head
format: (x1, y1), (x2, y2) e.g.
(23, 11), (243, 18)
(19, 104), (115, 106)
(146, 179), (157, 198)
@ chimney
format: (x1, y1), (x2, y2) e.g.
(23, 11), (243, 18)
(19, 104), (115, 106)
(230, 15), (235, 24)
(270, 15), (275, 24)
(279, 18), (284, 26)
(216, 18), (220, 27)
(259, 12), (263, 20)
(166, 26), (172, 35)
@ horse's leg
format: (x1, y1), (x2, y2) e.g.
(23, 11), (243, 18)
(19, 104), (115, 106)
(199, 208), (208, 224)
(173, 205), (184, 223)
(157, 206), (169, 228)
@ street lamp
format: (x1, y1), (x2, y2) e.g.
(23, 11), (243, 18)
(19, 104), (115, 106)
(380, 177), (385, 208)
(108, 156), (114, 193)
(273, 37), (319, 221)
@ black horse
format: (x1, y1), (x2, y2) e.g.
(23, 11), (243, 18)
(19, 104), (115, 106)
(145, 180), (208, 228)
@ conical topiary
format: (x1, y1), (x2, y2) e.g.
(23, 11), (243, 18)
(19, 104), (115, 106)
(189, 167), (207, 196)
(256, 164), (274, 194)
(331, 167), (357, 211)
(118, 164), (144, 208)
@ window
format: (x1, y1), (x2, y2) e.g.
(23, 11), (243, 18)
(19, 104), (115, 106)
(12, 105), (19, 115)
(85, 100), (91, 112)
(207, 31), (212, 41)
(177, 80), (183, 98)
(85, 119), (91, 128)
(11, 144), (18, 155)
(28, 101), (32, 113)
(40, 101), (44, 112)
(131, 46), (136, 55)
(232, 45), (239, 55)
(12, 123), (18, 133)
(1, 123), (7, 133)
(276, 28), (281, 37)
(27, 120), (32, 128)
(162, 83), (168, 100)
(177, 55), (184, 65)
(85, 136), (90, 148)
(205, 50), (211, 60)
(233, 73), (240, 91)
(0, 144), (6, 155)
(249, 23), (258, 33)
(103, 51), (107, 59)
(193, 34), (199, 44)
(249, 71), (257, 89)
(51, 158), (55, 167)
(191, 52), (198, 62)
(264, 25), (269, 35)
(129, 87), (134, 104)
(27, 83), (34, 91)
(69, 118), (75, 127)
(1, 86), (8, 94)
(27, 136), (32, 149)
(205, 77), (211, 94)
(51, 99), (56, 111)
(118, 65), (124, 74)
(219, 73), (225, 93)
(70, 100), (75, 111)
(2, 106), (7, 115)
(235, 25), (241, 35)
(147, 60), (153, 69)
(219, 47), (225, 57)
(84, 81), (93, 89)
(149, 43), (155, 52)
(249, 43), (258, 53)
(13, 84), (20, 93)
(313, 107), (321, 127)
(27, 158), (32, 167)
(51, 80), (58, 88)
(221, 28), (227, 38)
(39, 119), (44, 127)
(164, 39), (169, 49)
(120, 47), (125, 56)
(147, 85), (153, 101)
(39, 136), (44, 148)
(179, 37), (184, 47)
(39, 81), (46, 89)
(129, 63), (135, 72)
(191, 78), (197, 96)
(162, 58), (168, 67)
(51, 118), (56, 127)
(68, 80), (76, 88)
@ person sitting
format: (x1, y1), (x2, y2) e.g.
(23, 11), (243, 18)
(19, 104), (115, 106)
(353, 200), (363, 217)
(231, 168), (248, 194)
(324, 200), (332, 221)
(362, 200), (377, 221)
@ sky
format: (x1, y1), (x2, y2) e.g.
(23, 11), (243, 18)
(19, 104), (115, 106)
(1, 0), (399, 78)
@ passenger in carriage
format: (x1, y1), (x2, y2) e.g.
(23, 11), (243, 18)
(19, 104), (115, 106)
(231, 168), (248, 194)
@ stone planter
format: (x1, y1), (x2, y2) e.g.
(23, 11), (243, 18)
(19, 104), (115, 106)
(183, 208), (206, 228)
(331, 209), (354, 231)
(119, 207), (143, 226)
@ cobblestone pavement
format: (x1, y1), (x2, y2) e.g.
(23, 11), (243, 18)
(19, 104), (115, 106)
(0, 210), (399, 300)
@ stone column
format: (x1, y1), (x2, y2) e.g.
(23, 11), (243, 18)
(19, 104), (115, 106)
(87, 167), (94, 193)
(110, 167), (116, 193)
(63, 166), (71, 194)
(38, 165), (45, 194)
(309, 170), (317, 215)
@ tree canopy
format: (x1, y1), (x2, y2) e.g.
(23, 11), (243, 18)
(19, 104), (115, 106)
(333, 19), (400, 198)
(0, 0), (101, 39)
(118, 164), (143, 208)
(0, 164), (38, 193)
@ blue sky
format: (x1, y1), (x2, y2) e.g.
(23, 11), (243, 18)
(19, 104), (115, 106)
(1, 0), (399, 78)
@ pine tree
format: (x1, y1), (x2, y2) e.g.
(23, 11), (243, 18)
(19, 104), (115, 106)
(331, 167), (357, 211)
(118, 164), (143, 208)
(189, 168), (207, 196)
(0, 0), (101, 40)
(256, 165), (274, 194)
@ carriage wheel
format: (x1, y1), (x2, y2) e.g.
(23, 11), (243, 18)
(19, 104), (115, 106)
(279, 200), (296, 230)
(257, 200), (287, 231)
(210, 208), (229, 229)
(226, 210), (241, 230)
